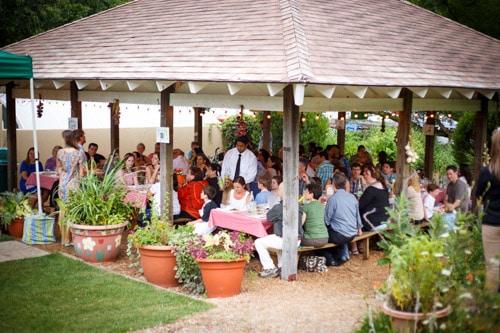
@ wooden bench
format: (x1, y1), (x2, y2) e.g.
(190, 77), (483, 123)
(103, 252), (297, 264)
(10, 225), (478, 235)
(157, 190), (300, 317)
(173, 217), (192, 225)
(269, 230), (380, 261)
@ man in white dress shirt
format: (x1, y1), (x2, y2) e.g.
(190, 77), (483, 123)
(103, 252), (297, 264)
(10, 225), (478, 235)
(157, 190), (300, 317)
(221, 136), (257, 187)
(173, 148), (190, 174)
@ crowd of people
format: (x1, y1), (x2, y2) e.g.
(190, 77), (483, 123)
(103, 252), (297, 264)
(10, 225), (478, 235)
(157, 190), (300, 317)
(17, 130), (499, 292)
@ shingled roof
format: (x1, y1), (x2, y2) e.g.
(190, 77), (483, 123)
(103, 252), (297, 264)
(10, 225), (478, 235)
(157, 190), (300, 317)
(2, 0), (499, 103)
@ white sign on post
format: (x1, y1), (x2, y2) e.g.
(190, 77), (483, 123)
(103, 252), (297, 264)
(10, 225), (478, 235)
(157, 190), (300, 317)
(156, 127), (170, 143)
(68, 118), (78, 130)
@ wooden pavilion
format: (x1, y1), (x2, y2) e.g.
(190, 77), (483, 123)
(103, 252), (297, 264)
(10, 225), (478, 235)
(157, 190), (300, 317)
(1, 0), (499, 279)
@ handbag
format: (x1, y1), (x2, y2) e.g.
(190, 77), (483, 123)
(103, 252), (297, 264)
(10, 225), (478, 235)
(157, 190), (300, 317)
(298, 255), (328, 273)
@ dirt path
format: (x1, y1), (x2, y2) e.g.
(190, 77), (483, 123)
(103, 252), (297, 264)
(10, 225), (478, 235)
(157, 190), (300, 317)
(33, 238), (389, 333)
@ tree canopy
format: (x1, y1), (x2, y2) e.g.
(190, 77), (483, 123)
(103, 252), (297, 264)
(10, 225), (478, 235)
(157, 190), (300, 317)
(0, 0), (131, 47)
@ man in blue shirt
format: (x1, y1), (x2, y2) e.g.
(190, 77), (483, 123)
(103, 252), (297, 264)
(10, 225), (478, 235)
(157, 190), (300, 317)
(320, 172), (363, 266)
(316, 151), (334, 189)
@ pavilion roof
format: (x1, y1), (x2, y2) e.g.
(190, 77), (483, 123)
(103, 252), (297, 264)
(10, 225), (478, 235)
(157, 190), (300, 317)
(2, 0), (499, 92)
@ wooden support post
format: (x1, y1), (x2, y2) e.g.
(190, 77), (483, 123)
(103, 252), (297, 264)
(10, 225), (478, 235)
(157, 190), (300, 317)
(337, 112), (346, 155)
(394, 89), (412, 196)
(6, 82), (17, 191)
(193, 107), (204, 149)
(262, 111), (271, 151)
(281, 84), (299, 281)
(109, 100), (120, 154)
(70, 81), (82, 129)
(160, 85), (176, 221)
(424, 111), (435, 181)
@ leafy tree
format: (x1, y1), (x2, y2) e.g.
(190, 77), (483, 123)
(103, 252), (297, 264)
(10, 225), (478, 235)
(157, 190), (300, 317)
(408, 0), (499, 39)
(0, 0), (131, 47)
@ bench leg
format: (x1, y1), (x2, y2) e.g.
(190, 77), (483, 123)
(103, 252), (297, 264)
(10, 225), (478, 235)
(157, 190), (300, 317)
(361, 237), (370, 260)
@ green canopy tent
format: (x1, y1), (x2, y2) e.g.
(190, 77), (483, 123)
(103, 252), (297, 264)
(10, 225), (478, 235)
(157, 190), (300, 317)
(0, 50), (43, 214)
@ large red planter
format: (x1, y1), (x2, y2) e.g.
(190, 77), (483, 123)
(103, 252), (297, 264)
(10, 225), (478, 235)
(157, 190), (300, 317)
(70, 221), (128, 263)
(196, 257), (246, 298)
(138, 245), (179, 288)
(7, 217), (24, 238)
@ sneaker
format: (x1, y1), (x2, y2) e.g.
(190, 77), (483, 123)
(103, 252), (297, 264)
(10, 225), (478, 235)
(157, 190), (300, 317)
(258, 268), (279, 278)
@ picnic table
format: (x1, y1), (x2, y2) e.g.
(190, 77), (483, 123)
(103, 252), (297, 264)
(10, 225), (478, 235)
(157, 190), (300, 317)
(208, 209), (273, 238)
(26, 171), (59, 190)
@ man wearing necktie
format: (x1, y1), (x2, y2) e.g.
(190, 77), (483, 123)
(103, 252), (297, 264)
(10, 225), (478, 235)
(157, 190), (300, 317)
(221, 136), (257, 189)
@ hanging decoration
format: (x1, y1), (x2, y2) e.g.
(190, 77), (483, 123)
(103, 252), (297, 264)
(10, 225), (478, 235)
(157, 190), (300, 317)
(36, 94), (44, 118)
(111, 99), (120, 125)
(405, 130), (418, 164)
(235, 105), (247, 137)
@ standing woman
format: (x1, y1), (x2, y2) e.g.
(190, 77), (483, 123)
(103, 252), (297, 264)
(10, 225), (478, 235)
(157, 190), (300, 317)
(116, 153), (139, 186)
(476, 129), (500, 293)
(145, 152), (160, 184)
(359, 164), (389, 231)
(57, 130), (86, 246)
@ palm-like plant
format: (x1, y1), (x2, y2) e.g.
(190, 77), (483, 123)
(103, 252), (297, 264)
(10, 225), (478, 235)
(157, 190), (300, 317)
(61, 162), (133, 226)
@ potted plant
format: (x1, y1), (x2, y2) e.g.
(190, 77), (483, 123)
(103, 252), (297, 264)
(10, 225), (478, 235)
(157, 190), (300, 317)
(61, 162), (133, 263)
(0, 191), (33, 238)
(127, 202), (179, 288)
(377, 196), (453, 331)
(187, 229), (254, 298)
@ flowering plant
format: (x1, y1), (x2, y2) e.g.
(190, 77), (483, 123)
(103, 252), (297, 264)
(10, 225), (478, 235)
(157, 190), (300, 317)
(376, 196), (452, 314)
(187, 230), (254, 262)
(126, 196), (175, 261)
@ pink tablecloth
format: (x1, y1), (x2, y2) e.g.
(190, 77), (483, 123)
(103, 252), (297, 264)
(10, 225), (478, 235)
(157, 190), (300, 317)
(124, 190), (148, 208)
(208, 209), (273, 238)
(26, 172), (59, 190)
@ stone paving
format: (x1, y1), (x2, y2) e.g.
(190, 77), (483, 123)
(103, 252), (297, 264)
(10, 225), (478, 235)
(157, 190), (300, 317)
(0, 240), (49, 263)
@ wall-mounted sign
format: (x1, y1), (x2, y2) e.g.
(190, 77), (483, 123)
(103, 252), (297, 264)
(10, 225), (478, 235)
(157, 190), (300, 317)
(156, 127), (170, 143)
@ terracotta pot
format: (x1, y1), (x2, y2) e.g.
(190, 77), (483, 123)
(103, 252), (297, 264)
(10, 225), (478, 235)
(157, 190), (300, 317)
(70, 221), (128, 263)
(138, 245), (179, 288)
(196, 257), (246, 298)
(382, 302), (452, 332)
(7, 217), (24, 238)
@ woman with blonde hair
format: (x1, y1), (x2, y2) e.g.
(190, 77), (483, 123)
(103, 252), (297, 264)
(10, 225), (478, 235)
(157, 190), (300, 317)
(407, 169), (425, 224)
(476, 129), (500, 293)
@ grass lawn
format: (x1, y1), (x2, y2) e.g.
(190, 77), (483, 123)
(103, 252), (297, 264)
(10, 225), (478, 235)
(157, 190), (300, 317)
(0, 253), (213, 332)
(0, 234), (15, 242)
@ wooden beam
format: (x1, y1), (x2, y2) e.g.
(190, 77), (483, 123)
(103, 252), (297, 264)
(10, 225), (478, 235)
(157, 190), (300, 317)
(6, 82), (17, 191)
(70, 81), (82, 129)
(109, 99), (120, 154)
(394, 89), (412, 196)
(160, 84), (176, 220)
(262, 111), (271, 151)
(337, 112), (346, 155)
(193, 107), (203, 148)
(281, 84), (299, 281)
(424, 111), (435, 181)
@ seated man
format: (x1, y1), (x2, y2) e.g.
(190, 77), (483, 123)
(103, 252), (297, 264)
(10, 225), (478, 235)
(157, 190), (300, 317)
(319, 172), (363, 266)
(85, 143), (106, 169)
(255, 182), (304, 278)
